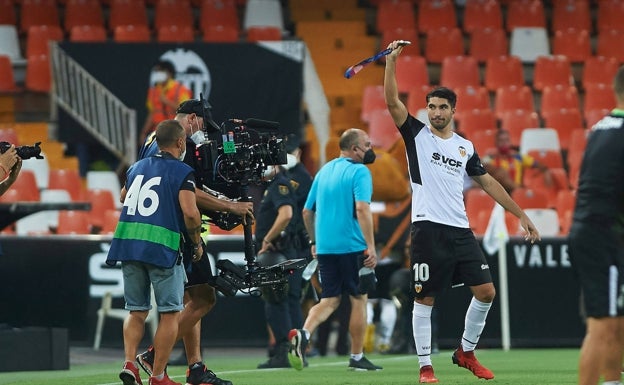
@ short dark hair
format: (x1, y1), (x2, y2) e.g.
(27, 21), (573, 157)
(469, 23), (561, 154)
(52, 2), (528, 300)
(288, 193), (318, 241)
(427, 87), (457, 108)
(155, 60), (175, 76)
(155, 119), (185, 148)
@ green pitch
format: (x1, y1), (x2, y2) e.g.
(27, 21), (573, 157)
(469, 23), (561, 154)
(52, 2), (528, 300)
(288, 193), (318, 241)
(0, 348), (580, 385)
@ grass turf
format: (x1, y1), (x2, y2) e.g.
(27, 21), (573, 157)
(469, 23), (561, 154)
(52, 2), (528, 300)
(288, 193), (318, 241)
(0, 348), (579, 385)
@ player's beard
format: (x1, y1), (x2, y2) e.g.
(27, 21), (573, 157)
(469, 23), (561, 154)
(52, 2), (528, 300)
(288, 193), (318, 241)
(430, 117), (450, 131)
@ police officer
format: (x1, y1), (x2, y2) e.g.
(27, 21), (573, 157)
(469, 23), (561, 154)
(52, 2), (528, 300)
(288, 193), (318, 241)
(255, 163), (304, 368)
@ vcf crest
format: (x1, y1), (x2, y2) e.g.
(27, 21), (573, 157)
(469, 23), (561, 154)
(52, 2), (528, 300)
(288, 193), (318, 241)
(458, 146), (467, 158)
(414, 282), (423, 294)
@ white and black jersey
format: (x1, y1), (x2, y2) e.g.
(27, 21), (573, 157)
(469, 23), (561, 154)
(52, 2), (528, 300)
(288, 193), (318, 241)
(398, 114), (486, 228)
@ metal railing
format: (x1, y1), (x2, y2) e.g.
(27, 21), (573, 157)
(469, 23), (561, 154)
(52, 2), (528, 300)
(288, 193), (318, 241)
(50, 43), (136, 167)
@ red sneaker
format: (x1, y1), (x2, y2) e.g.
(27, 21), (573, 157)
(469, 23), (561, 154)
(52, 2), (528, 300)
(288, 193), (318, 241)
(120, 361), (143, 385)
(419, 365), (439, 383)
(452, 346), (494, 380)
(148, 373), (181, 385)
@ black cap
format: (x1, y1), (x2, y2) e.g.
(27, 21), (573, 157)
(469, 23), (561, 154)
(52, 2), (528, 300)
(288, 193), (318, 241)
(176, 99), (209, 115)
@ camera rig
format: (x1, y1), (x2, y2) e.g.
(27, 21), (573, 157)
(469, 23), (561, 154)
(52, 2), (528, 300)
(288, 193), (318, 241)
(0, 141), (44, 160)
(192, 95), (306, 296)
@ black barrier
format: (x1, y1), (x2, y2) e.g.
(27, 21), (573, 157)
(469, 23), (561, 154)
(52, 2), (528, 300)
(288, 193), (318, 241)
(0, 235), (583, 348)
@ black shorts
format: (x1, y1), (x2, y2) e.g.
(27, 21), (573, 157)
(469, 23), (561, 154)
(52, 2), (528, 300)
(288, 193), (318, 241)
(183, 239), (215, 289)
(569, 221), (624, 318)
(410, 221), (492, 298)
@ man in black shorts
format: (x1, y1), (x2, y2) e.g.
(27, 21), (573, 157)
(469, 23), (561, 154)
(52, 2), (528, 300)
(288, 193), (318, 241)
(569, 66), (624, 385)
(384, 40), (541, 383)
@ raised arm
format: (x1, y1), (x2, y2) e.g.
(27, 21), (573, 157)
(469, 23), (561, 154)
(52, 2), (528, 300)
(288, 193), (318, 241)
(384, 40), (409, 127)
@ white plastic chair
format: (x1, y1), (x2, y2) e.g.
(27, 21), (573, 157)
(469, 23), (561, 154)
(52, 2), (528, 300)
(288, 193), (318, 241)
(510, 27), (550, 63)
(86, 170), (122, 209)
(519, 128), (561, 154)
(523, 208), (560, 236)
(15, 189), (72, 235)
(243, 0), (284, 31)
(93, 288), (159, 350)
(0, 25), (26, 65)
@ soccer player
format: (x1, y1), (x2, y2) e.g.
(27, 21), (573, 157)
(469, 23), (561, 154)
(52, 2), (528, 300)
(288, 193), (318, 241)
(384, 40), (541, 383)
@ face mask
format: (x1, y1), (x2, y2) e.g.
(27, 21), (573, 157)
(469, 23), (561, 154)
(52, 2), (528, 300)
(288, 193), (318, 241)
(150, 71), (167, 84)
(359, 147), (376, 164)
(498, 145), (511, 155)
(190, 130), (205, 145)
(284, 154), (298, 170)
(179, 149), (186, 161)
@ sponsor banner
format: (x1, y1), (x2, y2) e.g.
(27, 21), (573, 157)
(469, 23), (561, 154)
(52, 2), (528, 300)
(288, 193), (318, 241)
(0, 236), (583, 347)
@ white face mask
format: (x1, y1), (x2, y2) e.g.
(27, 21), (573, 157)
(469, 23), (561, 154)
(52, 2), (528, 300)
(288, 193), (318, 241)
(263, 165), (276, 180)
(150, 71), (167, 84)
(179, 149), (186, 161)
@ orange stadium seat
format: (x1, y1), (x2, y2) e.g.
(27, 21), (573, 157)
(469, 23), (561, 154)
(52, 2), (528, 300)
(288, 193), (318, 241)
(368, 109), (401, 151)
(552, 0), (591, 33)
(202, 25), (239, 42)
(540, 85), (580, 120)
(86, 189), (117, 231)
(582, 56), (620, 91)
(19, 0), (60, 34)
(154, 0), (193, 30)
(583, 83), (616, 120)
(597, 0), (624, 33)
(246, 26), (282, 42)
(417, 0), (457, 34)
(533, 55), (573, 92)
(108, 0), (149, 31)
(361, 85), (386, 124)
(552, 28), (591, 63)
(57, 210), (91, 235)
(199, 0), (239, 34)
(484, 55), (524, 92)
(499, 109), (540, 147)
(440, 55), (480, 89)
(0, 0), (16, 26)
(376, 0), (416, 34)
(64, 0), (105, 33)
(114, 25), (151, 42)
(543, 108), (584, 150)
(505, 0), (545, 32)
(380, 27), (420, 58)
(25, 54), (51, 93)
(454, 86), (490, 115)
(494, 85), (535, 120)
(395, 55), (428, 95)
(470, 128), (498, 155)
(511, 187), (549, 209)
(456, 109), (497, 139)
(69, 25), (107, 42)
(424, 27), (464, 64)
(463, 0), (502, 34)
(6, 170), (40, 201)
(596, 29), (624, 63)
(469, 28), (508, 63)
(157, 25), (194, 42)
(26, 25), (63, 57)
(48, 168), (85, 201)
(0, 55), (18, 92)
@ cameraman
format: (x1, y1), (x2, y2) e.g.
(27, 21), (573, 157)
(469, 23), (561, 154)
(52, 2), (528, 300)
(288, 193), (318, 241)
(0, 144), (21, 196)
(136, 100), (252, 385)
(255, 163), (304, 369)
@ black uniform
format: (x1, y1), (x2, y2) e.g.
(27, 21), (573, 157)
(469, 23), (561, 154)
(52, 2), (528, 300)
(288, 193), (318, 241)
(569, 109), (624, 318)
(255, 170), (304, 368)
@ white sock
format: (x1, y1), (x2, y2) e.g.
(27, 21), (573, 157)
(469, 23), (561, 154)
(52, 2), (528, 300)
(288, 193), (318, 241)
(412, 302), (433, 368)
(461, 297), (492, 352)
(378, 299), (398, 345)
(603, 382), (622, 385)
(351, 352), (363, 361)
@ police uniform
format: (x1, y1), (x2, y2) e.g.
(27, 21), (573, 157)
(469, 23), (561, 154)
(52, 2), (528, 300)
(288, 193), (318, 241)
(255, 170), (304, 368)
(569, 109), (624, 318)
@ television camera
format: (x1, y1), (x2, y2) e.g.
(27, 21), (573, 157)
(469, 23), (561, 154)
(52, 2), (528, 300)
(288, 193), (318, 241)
(0, 142), (44, 160)
(192, 96), (306, 297)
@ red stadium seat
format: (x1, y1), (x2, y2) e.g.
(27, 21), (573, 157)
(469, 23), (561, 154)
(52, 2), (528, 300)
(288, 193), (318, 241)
(64, 0), (105, 33)
(1, 169), (40, 201)
(48, 168), (85, 201)
(395, 55), (428, 95)
(202, 25), (239, 42)
(484, 55), (524, 92)
(552, 0), (591, 33)
(57, 210), (91, 235)
(109, 0), (149, 31)
(361, 85), (386, 124)
(417, 0), (457, 34)
(114, 25), (151, 42)
(597, 0), (624, 33)
(0, 0), (16, 26)
(511, 187), (549, 209)
(367, 109), (401, 151)
(494, 85), (535, 120)
(154, 0), (193, 30)
(543, 108), (584, 150)
(583, 83), (616, 120)
(463, 0), (502, 34)
(246, 26), (282, 42)
(0, 55), (18, 92)
(596, 29), (624, 63)
(26, 25), (63, 57)
(552, 28), (591, 63)
(499, 109), (540, 147)
(157, 25), (194, 42)
(424, 27), (463, 64)
(199, 0), (239, 34)
(376, 0), (416, 34)
(456, 109), (497, 139)
(540, 85), (580, 120)
(25, 54), (51, 93)
(440, 55), (480, 89)
(19, 0), (60, 34)
(506, 0), (545, 32)
(582, 56), (620, 91)
(533, 55), (573, 92)
(469, 28), (508, 63)
(69, 25), (107, 42)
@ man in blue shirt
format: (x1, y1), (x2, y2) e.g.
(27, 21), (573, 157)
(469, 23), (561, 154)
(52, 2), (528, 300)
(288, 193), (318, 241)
(288, 128), (382, 371)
